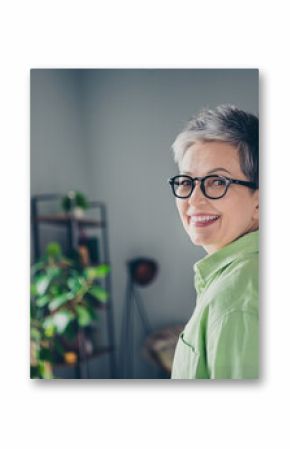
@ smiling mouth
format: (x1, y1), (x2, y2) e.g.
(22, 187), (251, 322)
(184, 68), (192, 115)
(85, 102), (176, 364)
(190, 215), (220, 227)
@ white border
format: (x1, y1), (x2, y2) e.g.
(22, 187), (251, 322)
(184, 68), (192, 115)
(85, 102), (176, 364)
(1, 1), (288, 447)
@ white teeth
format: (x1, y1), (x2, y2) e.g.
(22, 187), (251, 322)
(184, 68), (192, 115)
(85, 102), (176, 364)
(191, 215), (219, 223)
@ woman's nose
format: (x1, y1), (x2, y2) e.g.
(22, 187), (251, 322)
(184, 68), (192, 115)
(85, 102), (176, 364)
(188, 180), (207, 205)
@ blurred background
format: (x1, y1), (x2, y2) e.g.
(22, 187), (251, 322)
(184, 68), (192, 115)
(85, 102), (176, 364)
(30, 69), (258, 379)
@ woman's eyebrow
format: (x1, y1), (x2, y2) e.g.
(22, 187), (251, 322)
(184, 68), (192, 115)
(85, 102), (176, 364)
(207, 167), (232, 175)
(180, 167), (232, 175)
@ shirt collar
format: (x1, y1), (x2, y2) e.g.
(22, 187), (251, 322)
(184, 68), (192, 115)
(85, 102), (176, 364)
(193, 230), (259, 294)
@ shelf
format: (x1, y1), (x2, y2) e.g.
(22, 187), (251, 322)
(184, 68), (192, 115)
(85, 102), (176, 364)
(36, 214), (105, 228)
(31, 195), (117, 378)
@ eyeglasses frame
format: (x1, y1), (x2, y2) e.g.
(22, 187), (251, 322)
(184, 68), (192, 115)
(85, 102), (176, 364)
(168, 174), (257, 200)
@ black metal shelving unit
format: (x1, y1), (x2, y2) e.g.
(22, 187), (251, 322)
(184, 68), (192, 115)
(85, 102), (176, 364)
(31, 193), (117, 379)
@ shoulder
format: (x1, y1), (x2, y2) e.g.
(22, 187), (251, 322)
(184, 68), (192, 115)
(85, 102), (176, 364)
(219, 252), (258, 298)
(206, 252), (258, 326)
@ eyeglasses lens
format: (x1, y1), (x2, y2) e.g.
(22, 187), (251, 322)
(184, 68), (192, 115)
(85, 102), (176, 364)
(173, 177), (193, 197)
(172, 176), (227, 198)
(204, 176), (227, 198)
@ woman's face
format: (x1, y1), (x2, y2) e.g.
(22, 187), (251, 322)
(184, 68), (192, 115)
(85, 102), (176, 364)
(176, 141), (259, 254)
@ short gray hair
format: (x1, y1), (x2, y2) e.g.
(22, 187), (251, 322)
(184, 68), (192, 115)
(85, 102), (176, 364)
(171, 104), (259, 187)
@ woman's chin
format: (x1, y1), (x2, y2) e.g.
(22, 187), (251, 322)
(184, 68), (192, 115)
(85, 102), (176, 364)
(186, 218), (221, 244)
(189, 233), (208, 247)
(188, 229), (216, 247)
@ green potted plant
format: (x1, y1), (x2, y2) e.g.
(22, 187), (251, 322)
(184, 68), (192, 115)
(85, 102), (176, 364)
(30, 242), (110, 379)
(61, 190), (89, 218)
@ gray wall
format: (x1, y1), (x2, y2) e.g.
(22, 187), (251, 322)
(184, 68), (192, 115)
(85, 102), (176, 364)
(30, 70), (90, 256)
(31, 70), (90, 195)
(31, 69), (258, 378)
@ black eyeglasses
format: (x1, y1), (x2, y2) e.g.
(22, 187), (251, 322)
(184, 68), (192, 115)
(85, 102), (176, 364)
(168, 175), (257, 200)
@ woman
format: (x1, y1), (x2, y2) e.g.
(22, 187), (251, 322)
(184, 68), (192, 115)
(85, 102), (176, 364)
(169, 104), (259, 379)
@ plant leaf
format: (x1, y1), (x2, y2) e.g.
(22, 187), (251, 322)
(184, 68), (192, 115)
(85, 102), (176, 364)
(46, 266), (61, 279)
(31, 261), (45, 276)
(49, 285), (62, 297)
(39, 347), (54, 362)
(88, 285), (108, 303)
(38, 360), (54, 379)
(35, 274), (51, 295)
(46, 242), (62, 258)
(52, 310), (74, 334)
(42, 316), (56, 337)
(84, 264), (110, 280)
(48, 292), (74, 312)
(35, 295), (50, 308)
(85, 304), (98, 321)
(31, 327), (41, 341)
(67, 276), (83, 293)
(63, 321), (77, 340)
(30, 283), (38, 297)
(75, 305), (93, 327)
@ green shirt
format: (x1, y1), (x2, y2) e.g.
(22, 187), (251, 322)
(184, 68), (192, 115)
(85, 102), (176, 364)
(171, 230), (259, 380)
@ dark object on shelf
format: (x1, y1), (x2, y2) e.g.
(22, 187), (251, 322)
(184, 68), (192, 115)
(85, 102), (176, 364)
(31, 193), (117, 379)
(79, 236), (100, 265)
(119, 258), (158, 378)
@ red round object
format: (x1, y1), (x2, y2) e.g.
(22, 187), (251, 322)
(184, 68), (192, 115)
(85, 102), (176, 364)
(129, 258), (158, 286)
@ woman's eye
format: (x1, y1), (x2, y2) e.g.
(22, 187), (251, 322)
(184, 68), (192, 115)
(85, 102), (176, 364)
(174, 179), (191, 187)
(213, 179), (226, 186)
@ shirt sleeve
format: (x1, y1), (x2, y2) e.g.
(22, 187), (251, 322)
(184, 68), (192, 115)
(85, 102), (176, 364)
(206, 310), (259, 379)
